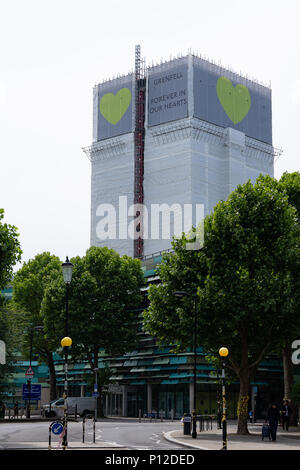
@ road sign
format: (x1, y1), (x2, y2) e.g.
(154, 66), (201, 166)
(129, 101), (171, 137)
(22, 384), (41, 400)
(92, 392), (99, 398)
(51, 421), (64, 435)
(94, 384), (98, 392)
(25, 366), (34, 378)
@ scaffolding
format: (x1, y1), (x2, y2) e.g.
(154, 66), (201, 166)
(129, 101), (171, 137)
(134, 45), (146, 259)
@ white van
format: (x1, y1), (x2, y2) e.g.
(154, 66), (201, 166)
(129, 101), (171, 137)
(42, 397), (96, 418)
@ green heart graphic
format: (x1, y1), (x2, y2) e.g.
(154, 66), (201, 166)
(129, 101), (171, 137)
(100, 88), (131, 125)
(216, 77), (251, 124)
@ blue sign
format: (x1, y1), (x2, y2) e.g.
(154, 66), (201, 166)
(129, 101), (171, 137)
(92, 392), (99, 398)
(22, 384), (41, 401)
(51, 421), (64, 435)
(94, 384), (98, 393)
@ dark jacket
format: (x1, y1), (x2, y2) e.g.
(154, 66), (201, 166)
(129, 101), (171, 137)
(267, 406), (280, 423)
(281, 404), (292, 417)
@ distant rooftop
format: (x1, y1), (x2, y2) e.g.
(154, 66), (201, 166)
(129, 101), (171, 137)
(95, 49), (271, 90)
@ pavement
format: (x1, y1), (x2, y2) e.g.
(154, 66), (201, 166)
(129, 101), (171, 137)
(1, 417), (299, 450)
(164, 421), (300, 450)
(1, 441), (127, 450)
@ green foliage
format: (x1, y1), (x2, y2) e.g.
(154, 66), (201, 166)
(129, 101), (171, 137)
(0, 208), (22, 290)
(13, 252), (62, 360)
(276, 171), (300, 344)
(291, 382), (300, 405)
(82, 365), (115, 395)
(205, 355), (235, 386)
(0, 299), (25, 398)
(42, 246), (145, 368)
(279, 172), (300, 215)
(144, 174), (300, 433)
(144, 231), (205, 349)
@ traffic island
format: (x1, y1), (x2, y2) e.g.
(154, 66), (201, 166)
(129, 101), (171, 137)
(164, 423), (300, 450)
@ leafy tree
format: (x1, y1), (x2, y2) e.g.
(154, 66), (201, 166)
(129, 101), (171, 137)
(42, 246), (145, 400)
(0, 208), (22, 402)
(0, 298), (25, 401)
(0, 208), (22, 290)
(13, 252), (63, 400)
(83, 365), (115, 417)
(144, 175), (300, 434)
(277, 172), (300, 414)
(291, 382), (300, 426)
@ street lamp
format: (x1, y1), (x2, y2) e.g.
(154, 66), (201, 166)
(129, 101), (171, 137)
(26, 325), (43, 419)
(61, 256), (73, 450)
(174, 291), (198, 439)
(94, 368), (99, 420)
(219, 347), (229, 450)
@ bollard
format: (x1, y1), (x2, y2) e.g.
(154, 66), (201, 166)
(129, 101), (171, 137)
(183, 414), (191, 435)
(93, 416), (96, 444)
(82, 416), (85, 443)
(48, 424), (52, 450)
(138, 409), (141, 423)
(192, 410), (197, 438)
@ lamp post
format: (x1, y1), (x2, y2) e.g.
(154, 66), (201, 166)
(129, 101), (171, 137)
(174, 291), (198, 438)
(61, 256), (73, 450)
(94, 367), (99, 420)
(26, 325), (43, 419)
(219, 347), (229, 450)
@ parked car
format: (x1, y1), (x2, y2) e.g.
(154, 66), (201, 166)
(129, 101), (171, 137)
(42, 397), (96, 418)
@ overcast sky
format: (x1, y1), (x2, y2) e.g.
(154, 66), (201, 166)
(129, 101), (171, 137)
(0, 0), (299, 267)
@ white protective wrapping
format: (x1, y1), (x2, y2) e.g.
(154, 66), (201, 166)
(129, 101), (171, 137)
(88, 56), (274, 259)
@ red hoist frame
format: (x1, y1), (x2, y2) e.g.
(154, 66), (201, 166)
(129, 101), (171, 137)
(134, 46), (145, 259)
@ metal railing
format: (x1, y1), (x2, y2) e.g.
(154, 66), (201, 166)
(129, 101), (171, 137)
(197, 414), (216, 431)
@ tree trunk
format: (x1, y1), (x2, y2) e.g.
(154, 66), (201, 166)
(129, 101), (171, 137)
(236, 332), (251, 434)
(46, 351), (57, 401)
(98, 386), (104, 418)
(237, 369), (250, 434)
(282, 343), (297, 425)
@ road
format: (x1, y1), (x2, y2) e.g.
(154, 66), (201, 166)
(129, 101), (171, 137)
(0, 419), (186, 450)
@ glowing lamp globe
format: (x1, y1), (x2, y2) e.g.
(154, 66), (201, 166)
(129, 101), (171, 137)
(61, 337), (72, 348)
(219, 347), (229, 358)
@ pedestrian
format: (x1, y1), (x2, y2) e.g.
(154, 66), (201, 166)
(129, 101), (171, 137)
(0, 401), (5, 419)
(267, 403), (280, 441)
(281, 400), (292, 431)
(14, 401), (19, 419)
(217, 402), (222, 429)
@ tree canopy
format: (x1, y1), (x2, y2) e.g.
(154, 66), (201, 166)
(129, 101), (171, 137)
(0, 208), (22, 290)
(13, 252), (63, 400)
(144, 175), (300, 434)
(42, 246), (145, 371)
